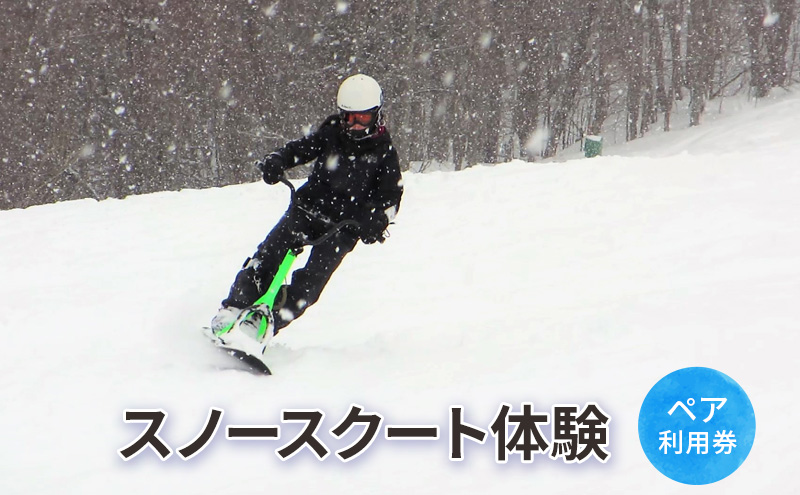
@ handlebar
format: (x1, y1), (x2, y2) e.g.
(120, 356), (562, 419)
(277, 175), (366, 246)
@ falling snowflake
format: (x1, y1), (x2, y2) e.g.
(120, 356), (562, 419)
(525, 128), (550, 156)
(80, 144), (96, 158)
(763, 13), (780, 27)
(442, 71), (455, 87)
(479, 32), (493, 49)
(263, 2), (278, 17)
(219, 81), (233, 99)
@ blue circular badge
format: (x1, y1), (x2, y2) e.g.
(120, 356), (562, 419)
(638, 367), (755, 485)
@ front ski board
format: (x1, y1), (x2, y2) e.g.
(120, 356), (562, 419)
(216, 345), (272, 375)
(203, 327), (272, 375)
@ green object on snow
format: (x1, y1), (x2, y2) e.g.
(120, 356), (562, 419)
(585, 135), (602, 158)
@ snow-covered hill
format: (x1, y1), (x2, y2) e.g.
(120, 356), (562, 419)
(1, 91), (799, 494)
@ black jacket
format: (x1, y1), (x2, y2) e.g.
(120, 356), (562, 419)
(267, 115), (403, 223)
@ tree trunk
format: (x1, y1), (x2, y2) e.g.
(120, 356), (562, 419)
(687, 0), (715, 126)
(664, 0), (686, 101)
(766, 0), (797, 87)
(546, 1), (597, 156)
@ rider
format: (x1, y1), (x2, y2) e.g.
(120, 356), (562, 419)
(211, 74), (404, 338)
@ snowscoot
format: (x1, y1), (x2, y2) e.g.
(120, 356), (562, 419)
(205, 176), (361, 375)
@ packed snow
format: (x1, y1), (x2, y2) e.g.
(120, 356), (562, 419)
(1, 90), (799, 494)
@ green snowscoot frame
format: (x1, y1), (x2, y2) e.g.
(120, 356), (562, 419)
(213, 176), (361, 343)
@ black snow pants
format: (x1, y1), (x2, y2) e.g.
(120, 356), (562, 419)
(222, 207), (358, 332)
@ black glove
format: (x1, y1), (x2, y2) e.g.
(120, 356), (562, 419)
(358, 207), (388, 244)
(256, 155), (284, 185)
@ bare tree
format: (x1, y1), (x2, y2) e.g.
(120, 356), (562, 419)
(2, 0), (800, 210)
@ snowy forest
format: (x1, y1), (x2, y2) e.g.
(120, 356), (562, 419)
(1, 0), (799, 210)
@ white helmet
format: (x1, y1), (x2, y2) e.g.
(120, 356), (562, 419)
(337, 74), (383, 112)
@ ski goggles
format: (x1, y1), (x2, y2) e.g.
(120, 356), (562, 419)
(340, 109), (378, 127)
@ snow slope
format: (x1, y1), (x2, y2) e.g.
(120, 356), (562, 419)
(1, 90), (799, 494)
